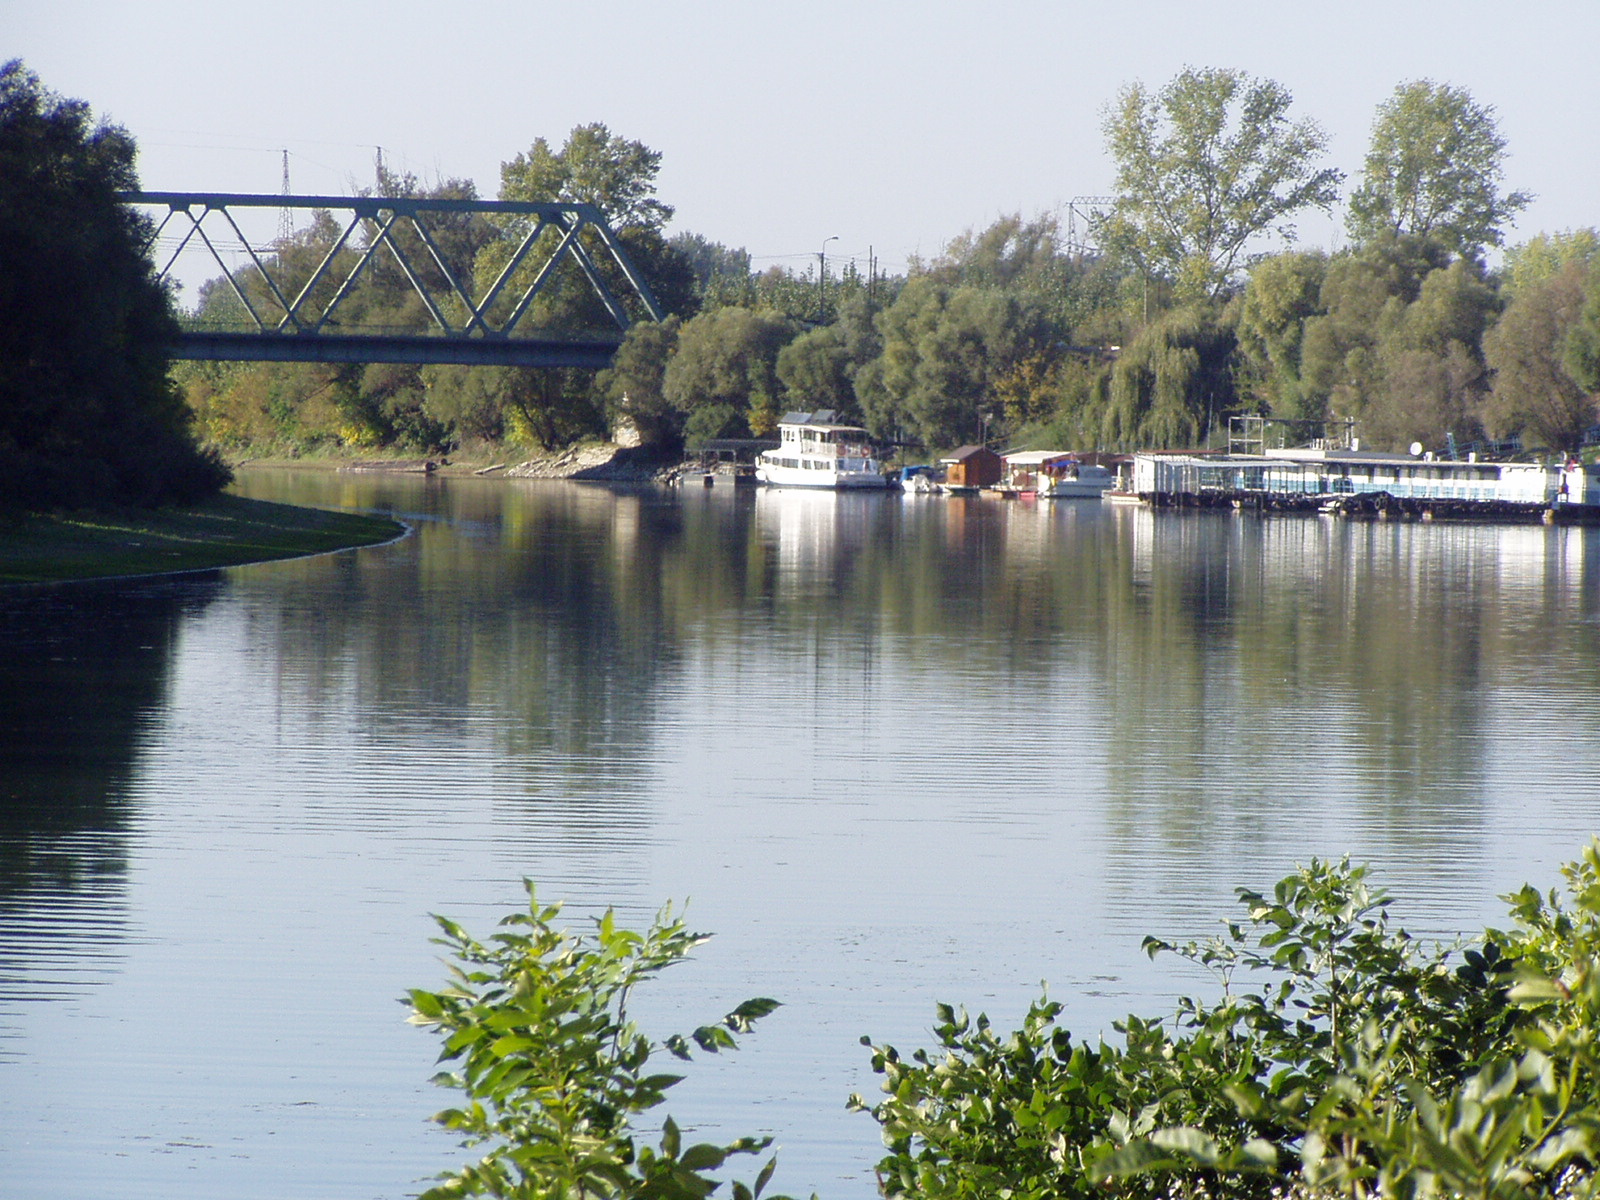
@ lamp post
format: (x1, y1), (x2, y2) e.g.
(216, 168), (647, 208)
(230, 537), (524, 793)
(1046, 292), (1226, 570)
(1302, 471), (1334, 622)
(818, 235), (838, 324)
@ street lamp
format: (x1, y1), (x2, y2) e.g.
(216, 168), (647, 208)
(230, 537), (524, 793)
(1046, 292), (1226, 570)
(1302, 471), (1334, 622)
(818, 235), (838, 324)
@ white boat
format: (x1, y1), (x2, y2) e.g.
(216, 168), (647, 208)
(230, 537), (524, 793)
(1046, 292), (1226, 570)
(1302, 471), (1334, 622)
(896, 464), (941, 494)
(999, 451), (1115, 498)
(1041, 461), (1115, 498)
(756, 411), (892, 489)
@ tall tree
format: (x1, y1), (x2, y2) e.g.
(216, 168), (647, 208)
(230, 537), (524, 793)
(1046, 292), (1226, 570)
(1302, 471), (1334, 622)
(0, 60), (228, 508)
(1103, 307), (1237, 448)
(1346, 81), (1531, 261)
(1098, 67), (1341, 302)
(500, 122), (673, 233)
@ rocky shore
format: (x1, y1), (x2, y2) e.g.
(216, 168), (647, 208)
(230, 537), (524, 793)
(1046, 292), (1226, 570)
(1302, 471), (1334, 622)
(330, 442), (694, 484)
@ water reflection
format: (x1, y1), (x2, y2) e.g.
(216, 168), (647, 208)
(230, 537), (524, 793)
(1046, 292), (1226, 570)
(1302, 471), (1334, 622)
(0, 577), (220, 1030)
(6, 471), (1600, 1199)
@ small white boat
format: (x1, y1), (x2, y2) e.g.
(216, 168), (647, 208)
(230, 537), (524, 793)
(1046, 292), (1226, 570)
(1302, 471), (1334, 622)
(1041, 462), (1115, 499)
(756, 411), (892, 489)
(896, 465), (940, 494)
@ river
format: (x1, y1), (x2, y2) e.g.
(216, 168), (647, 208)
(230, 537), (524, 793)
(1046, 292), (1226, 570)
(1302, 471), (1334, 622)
(3, 467), (1600, 1199)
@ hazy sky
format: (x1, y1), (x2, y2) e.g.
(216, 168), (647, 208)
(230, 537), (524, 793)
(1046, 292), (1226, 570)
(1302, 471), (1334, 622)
(12, 0), (1599, 300)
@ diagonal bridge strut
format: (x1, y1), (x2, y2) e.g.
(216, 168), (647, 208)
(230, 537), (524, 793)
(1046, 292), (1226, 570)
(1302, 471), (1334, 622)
(123, 192), (666, 368)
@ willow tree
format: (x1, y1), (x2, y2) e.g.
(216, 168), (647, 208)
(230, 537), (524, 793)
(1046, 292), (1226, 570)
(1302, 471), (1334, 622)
(1098, 67), (1341, 302)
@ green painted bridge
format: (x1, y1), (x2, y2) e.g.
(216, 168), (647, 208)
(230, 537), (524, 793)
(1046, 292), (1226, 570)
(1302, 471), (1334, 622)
(123, 192), (664, 368)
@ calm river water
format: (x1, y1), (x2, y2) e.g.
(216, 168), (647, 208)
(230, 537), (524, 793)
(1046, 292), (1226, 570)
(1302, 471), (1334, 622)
(4, 468), (1600, 1199)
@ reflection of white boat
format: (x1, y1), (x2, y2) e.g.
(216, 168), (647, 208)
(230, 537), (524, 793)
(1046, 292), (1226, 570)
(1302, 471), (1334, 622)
(756, 411), (892, 489)
(999, 451), (1115, 498)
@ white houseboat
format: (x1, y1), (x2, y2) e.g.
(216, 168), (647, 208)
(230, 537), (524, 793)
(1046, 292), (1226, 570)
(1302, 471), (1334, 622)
(756, 411), (892, 489)
(1129, 446), (1600, 508)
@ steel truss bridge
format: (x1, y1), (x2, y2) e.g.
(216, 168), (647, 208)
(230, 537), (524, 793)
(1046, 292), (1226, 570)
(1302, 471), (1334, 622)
(122, 192), (665, 368)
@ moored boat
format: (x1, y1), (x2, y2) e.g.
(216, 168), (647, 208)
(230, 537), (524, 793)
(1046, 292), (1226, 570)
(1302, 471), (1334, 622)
(756, 411), (891, 489)
(999, 450), (1116, 498)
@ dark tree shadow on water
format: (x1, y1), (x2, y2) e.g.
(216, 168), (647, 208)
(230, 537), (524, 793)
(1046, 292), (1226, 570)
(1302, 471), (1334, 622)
(0, 576), (221, 1035)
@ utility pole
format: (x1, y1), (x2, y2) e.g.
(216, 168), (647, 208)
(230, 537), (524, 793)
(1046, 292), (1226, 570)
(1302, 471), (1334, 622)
(818, 235), (838, 324)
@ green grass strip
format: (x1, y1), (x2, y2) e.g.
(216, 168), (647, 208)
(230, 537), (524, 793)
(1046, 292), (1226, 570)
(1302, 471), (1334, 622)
(0, 494), (406, 584)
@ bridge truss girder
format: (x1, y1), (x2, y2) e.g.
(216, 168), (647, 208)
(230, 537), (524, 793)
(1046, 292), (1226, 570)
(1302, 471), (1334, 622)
(123, 192), (665, 367)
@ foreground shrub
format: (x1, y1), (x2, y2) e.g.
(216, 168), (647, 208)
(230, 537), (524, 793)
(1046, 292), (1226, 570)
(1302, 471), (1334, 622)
(407, 884), (793, 1200)
(852, 847), (1600, 1200)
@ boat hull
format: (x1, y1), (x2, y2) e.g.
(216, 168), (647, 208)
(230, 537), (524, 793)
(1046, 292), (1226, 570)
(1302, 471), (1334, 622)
(756, 462), (892, 489)
(1040, 481), (1113, 498)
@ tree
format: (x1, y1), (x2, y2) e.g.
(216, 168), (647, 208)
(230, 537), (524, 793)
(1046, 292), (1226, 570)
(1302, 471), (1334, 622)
(1500, 229), (1600, 302)
(775, 296), (881, 415)
(1287, 235), (1498, 452)
(1483, 263), (1594, 452)
(1562, 264), (1600, 406)
(467, 124), (686, 450)
(1098, 67), (1341, 302)
(1234, 250), (1330, 419)
(501, 122), (674, 233)
(1346, 81), (1531, 261)
(596, 315), (683, 445)
(662, 306), (798, 441)
(854, 279), (1056, 450)
(0, 60), (229, 508)
(1103, 307), (1237, 448)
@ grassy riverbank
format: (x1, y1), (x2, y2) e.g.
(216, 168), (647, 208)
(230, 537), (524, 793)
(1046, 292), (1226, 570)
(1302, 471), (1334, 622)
(0, 493), (405, 584)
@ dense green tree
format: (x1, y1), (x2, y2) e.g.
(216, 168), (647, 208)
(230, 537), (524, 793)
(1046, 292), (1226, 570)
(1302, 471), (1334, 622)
(1233, 250), (1330, 419)
(1482, 263), (1593, 452)
(501, 122), (673, 233)
(418, 362), (506, 446)
(1298, 235), (1449, 434)
(457, 124), (687, 449)
(1500, 229), (1600, 301)
(774, 324), (853, 412)
(1295, 237), (1496, 451)
(1364, 258), (1496, 451)
(927, 212), (1136, 337)
(0, 60), (228, 508)
(670, 231), (753, 311)
(774, 296), (881, 415)
(1562, 265), (1600, 403)
(1099, 67), (1341, 302)
(595, 315), (683, 445)
(1347, 80), (1531, 261)
(854, 278), (1056, 449)
(662, 306), (798, 441)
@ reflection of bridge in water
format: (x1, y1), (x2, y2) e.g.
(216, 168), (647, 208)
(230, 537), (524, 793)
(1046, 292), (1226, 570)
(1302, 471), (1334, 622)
(122, 192), (664, 368)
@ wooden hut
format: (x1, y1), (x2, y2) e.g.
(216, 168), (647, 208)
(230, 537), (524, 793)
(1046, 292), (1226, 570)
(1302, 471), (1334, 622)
(940, 445), (1003, 491)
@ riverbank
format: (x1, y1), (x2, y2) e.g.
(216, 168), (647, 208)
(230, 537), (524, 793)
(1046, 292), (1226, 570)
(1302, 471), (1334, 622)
(234, 440), (691, 484)
(0, 493), (406, 585)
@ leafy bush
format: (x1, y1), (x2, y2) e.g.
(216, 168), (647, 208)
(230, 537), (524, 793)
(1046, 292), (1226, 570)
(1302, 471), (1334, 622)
(852, 848), (1600, 1200)
(407, 885), (794, 1200)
